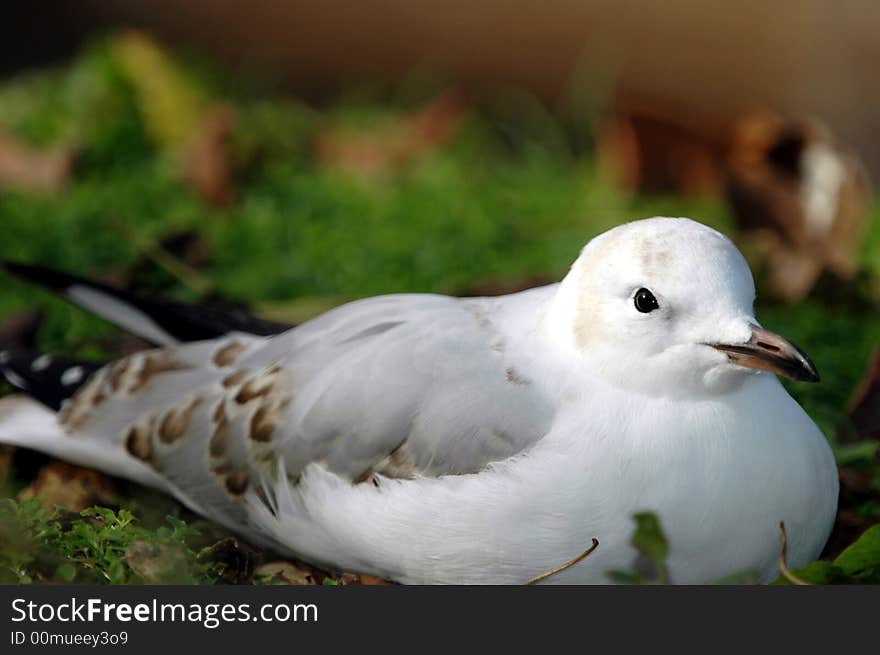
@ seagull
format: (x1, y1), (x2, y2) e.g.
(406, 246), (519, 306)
(0, 217), (838, 584)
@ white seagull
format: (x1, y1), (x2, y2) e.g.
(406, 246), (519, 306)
(0, 217), (838, 584)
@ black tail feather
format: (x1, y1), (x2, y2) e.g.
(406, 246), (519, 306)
(0, 349), (104, 410)
(2, 261), (292, 344)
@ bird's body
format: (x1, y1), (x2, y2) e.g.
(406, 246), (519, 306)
(0, 217), (838, 583)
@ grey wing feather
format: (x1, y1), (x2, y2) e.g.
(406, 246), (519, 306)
(53, 292), (555, 536)
(243, 293), (556, 480)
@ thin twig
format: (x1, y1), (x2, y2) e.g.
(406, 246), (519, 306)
(119, 223), (213, 295)
(778, 521), (809, 586)
(141, 239), (213, 295)
(524, 538), (599, 585)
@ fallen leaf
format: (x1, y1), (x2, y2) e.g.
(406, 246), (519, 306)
(18, 462), (117, 512)
(0, 129), (74, 193)
(125, 541), (191, 584)
(328, 571), (395, 585)
(316, 91), (468, 179)
(726, 112), (871, 301)
(0, 444), (13, 485)
(254, 560), (320, 585)
(181, 106), (236, 207)
(595, 108), (724, 197)
(356, 574), (395, 586)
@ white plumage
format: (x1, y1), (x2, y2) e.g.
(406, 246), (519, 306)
(0, 217), (838, 583)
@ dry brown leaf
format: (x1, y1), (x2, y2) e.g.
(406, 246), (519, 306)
(0, 129), (74, 194)
(595, 109), (724, 197)
(316, 91), (468, 179)
(253, 560), (393, 585)
(0, 444), (13, 485)
(181, 106), (237, 207)
(254, 560), (320, 585)
(125, 541), (191, 583)
(727, 112), (871, 302)
(18, 462), (117, 512)
(332, 572), (395, 585)
(356, 574), (395, 585)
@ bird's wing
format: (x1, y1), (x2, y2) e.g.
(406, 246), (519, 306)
(1, 292), (555, 534)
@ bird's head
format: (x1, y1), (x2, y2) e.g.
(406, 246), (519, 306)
(547, 217), (818, 398)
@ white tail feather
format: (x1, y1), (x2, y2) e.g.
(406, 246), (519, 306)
(67, 286), (177, 346)
(0, 395), (168, 492)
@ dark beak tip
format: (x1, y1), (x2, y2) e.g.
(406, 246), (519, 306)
(711, 325), (820, 384)
(802, 367), (820, 384)
(791, 350), (820, 384)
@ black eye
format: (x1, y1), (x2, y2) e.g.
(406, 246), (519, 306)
(634, 288), (659, 313)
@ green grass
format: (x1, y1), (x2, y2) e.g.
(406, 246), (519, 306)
(0, 499), (218, 584)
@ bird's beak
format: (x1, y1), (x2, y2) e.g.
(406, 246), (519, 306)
(710, 324), (820, 383)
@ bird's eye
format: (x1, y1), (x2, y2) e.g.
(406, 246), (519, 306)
(634, 288), (659, 313)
